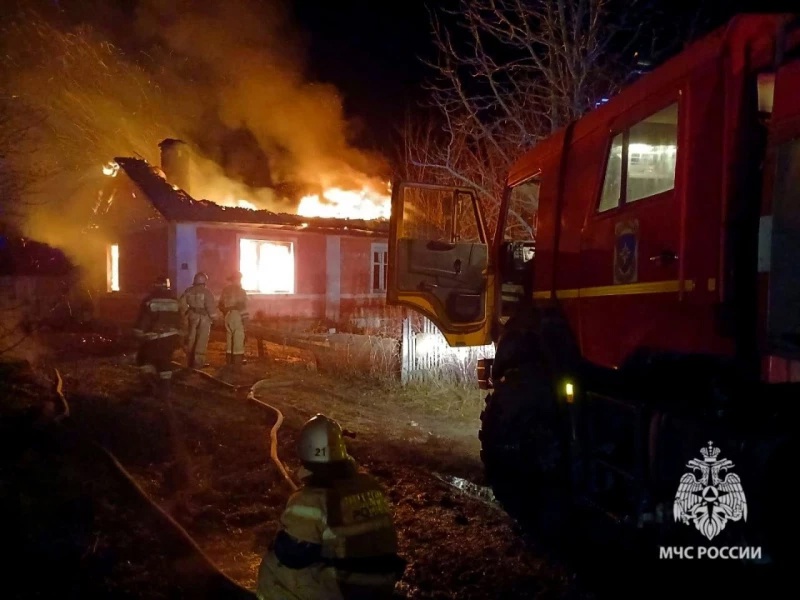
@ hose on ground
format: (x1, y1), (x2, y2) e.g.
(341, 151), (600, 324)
(50, 370), (255, 598)
(171, 361), (298, 491)
(247, 382), (299, 492)
(54, 369), (70, 422)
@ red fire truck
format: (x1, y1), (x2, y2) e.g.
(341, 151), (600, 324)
(387, 14), (799, 563)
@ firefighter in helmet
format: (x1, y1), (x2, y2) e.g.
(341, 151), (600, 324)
(132, 275), (181, 398)
(219, 271), (249, 369)
(256, 414), (405, 600)
(179, 271), (216, 368)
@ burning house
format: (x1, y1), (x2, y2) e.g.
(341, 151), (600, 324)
(94, 140), (394, 330)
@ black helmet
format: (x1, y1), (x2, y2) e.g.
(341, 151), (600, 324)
(154, 275), (171, 288)
(193, 272), (208, 285)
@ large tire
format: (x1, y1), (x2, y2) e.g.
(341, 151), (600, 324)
(479, 366), (569, 535)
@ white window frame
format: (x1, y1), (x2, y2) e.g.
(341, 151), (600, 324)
(237, 235), (297, 295)
(371, 242), (388, 293)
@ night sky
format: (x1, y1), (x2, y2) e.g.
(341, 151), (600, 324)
(289, 0), (793, 157)
(291, 0), (438, 157)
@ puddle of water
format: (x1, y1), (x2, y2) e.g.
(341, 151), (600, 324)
(433, 472), (499, 507)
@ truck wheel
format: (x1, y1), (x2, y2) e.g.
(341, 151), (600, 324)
(479, 366), (568, 534)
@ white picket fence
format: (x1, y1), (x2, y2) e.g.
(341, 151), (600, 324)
(400, 314), (495, 385)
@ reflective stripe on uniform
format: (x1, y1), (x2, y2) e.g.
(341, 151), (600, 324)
(159, 371), (172, 380)
(284, 503), (325, 521)
(152, 331), (180, 339)
(140, 364), (157, 375)
(281, 491), (327, 545)
(321, 518), (383, 541)
(147, 298), (179, 312)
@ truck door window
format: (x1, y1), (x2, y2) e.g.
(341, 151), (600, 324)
(402, 186), (457, 242)
(598, 102), (679, 212)
(626, 103), (678, 202)
(506, 179), (540, 240)
(402, 187), (482, 243)
(453, 191), (483, 243)
(599, 133), (624, 212)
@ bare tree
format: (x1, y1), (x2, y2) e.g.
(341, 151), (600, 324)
(403, 0), (699, 241)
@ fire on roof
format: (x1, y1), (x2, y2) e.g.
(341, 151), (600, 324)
(112, 157), (389, 237)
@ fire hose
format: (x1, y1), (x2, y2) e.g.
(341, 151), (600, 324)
(51, 368), (255, 598)
(50, 363), (302, 597)
(170, 361), (299, 492)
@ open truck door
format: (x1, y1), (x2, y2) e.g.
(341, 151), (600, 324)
(387, 182), (493, 346)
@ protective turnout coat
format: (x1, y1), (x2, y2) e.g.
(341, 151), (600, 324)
(133, 287), (181, 379)
(179, 283), (216, 367)
(219, 283), (249, 357)
(256, 462), (404, 600)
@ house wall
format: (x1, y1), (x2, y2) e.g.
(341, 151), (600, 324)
(93, 225), (169, 325)
(340, 236), (388, 326)
(93, 172), (171, 323)
(192, 225), (388, 325)
(121, 227), (169, 294)
(96, 222), (392, 331)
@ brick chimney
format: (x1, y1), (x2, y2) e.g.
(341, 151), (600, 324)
(158, 138), (191, 195)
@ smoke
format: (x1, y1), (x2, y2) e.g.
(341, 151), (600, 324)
(189, 154), (282, 208)
(131, 0), (389, 188)
(0, 0), (389, 280)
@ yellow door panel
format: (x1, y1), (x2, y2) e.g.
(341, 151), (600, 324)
(387, 182), (492, 347)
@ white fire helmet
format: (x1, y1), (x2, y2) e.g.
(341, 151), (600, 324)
(298, 414), (349, 464)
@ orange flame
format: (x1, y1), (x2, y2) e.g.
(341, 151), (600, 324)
(106, 160), (389, 220)
(297, 185), (390, 220)
(216, 197), (258, 210)
(240, 238), (294, 294)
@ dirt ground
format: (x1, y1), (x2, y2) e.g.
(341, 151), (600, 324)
(4, 329), (778, 599)
(2, 330), (593, 599)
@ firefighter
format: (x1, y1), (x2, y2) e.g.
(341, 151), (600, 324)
(219, 271), (249, 369)
(256, 414), (405, 600)
(132, 276), (181, 398)
(179, 271), (216, 368)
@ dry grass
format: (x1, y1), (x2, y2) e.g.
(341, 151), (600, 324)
(394, 381), (486, 421)
(243, 318), (490, 421)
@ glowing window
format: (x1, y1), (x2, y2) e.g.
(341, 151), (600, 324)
(599, 103), (679, 212)
(371, 242), (388, 292)
(240, 238), (295, 294)
(107, 244), (119, 292)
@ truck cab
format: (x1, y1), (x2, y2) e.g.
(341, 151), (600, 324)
(387, 14), (800, 565)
